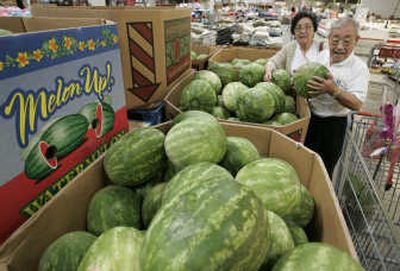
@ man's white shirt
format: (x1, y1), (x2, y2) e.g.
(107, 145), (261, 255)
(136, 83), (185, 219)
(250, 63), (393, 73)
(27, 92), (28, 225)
(309, 50), (369, 117)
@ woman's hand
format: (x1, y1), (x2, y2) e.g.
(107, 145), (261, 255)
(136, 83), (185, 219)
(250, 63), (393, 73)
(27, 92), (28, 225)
(263, 63), (274, 82)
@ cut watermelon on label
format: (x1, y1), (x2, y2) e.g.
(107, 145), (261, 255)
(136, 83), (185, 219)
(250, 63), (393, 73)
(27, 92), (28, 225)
(39, 141), (57, 169)
(79, 102), (115, 138)
(24, 140), (58, 180)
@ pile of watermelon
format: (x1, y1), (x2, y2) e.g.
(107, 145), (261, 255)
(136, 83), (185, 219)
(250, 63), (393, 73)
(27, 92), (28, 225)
(179, 61), (299, 126)
(38, 112), (364, 271)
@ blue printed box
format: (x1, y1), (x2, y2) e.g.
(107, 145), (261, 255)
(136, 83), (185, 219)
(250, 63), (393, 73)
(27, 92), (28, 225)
(0, 17), (128, 243)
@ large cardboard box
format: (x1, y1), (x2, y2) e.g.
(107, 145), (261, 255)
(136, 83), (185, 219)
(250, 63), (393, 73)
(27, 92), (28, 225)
(209, 46), (279, 64)
(164, 70), (311, 143)
(31, 5), (192, 110)
(0, 121), (357, 270)
(0, 17), (129, 244)
(191, 44), (218, 71)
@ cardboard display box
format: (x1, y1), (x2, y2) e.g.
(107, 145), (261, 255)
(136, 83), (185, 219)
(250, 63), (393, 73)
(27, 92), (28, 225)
(209, 46), (279, 64)
(191, 44), (218, 71)
(0, 16), (129, 244)
(0, 121), (356, 270)
(164, 70), (311, 143)
(31, 5), (192, 110)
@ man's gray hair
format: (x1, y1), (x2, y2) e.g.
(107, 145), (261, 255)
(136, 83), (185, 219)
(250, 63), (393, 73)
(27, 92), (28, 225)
(329, 17), (359, 36)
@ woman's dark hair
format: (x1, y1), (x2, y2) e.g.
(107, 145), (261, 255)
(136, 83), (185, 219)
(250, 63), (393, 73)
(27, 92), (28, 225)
(290, 11), (319, 35)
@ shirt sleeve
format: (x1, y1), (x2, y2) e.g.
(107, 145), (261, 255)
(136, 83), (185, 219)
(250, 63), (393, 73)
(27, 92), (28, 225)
(346, 60), (369, 102)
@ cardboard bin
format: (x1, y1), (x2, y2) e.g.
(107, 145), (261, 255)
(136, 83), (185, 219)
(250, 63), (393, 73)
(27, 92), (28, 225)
(164, 70), (311, 143)
(32, 5), (192, 110)
(0, 121), (356, 270)
(191, 44), (218, 71)
(0, 16), (129, 244)
(209, 46), (279, 64)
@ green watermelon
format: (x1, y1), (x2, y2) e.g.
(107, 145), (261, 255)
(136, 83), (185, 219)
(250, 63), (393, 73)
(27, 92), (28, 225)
(272, 243), (365, 271)
(194, 70), (223, 94)
(104, 127), (166, 186)
(180, 79), (217, 113)
(0, 29), (13, 36)
(265, 211), (295, 266)
(142, 182), (167, 228)
(255, 82), (286, 113)
(211, 106), (230, 119)
(173, 110), (217, 124)
(24, 141), (58, 180)
(288, 224), (309, 246)
(39, 231), (96, 271)
(220, 137), (260, 176)
(217, 95), (224, 107)
(222, 81), (248, 113)
(78, 227), (143, 271)
(272, 69), (291, 94)
(164, 116), (226, 170)
(141, 164), (268, 271)
(235, 158), (301, 218)
(272, 112), (299, 125)
(236, 87), (276, 123)
(87, 185), (142, 235)
(239, 63), (265, 87)
(284, 96), (296, 113)
(232, 58), (252, 66)
(282, 184), (315, 227)
(162, 162), (233, 205)
(293, 62), (330, 98)
(79, 102), (115, 138)
(191, 51), (198, 60)
(254, 58), (268, 66)
(208, 62), (237, 86)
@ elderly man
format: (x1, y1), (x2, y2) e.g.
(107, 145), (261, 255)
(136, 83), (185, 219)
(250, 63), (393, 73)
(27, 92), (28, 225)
(304, 17), (369, 177)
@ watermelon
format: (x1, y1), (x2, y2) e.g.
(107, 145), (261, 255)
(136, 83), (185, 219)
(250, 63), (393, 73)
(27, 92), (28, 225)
(272, 112), (299, 125)
(255, 82), (286, 113)
(142, 182), (167, 228)
(272, 243), (365, 271)
(211, 106), (230, 119)
(173, 110), (217, 124)
(254, 58), (268, 66)
(162, 162), (233, 205)
(235, 158), (301, 218)
(282, 184), (315, 227)
(104, 127), (166, 186)
(220, 137), (260, 176)
(197, 54), (208, 60)
(239, 63), (265, 87)
(141, 164), (268, 271)
(164, 116), (226, 170)
(284, 96), (296, 113)
(293, 62), (330, 98)
(194, 70), (223, 95)
(180, 79), (217, 113)
(236, 87), (276, 123)
(288, 224), (309, 246)
(24, 141), (58, 180)
(272, 69), (291, 94)
(191, 51), (198, 60)
(78, 227), (144, 271)
(217, 95), (224, 107)
(265, 210), (295, 266)
(208, 62), (237, 86)
(222, 81), (248, 113)
(232, 58), (252, 66)
(39, 231), (96, 271)
(79, 102), (115, 138)
(87, 185), (142, 235)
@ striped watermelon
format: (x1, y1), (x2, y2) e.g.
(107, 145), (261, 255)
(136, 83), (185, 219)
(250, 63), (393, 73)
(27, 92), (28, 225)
(173, 110), (217, 124)
(39, 231), (96, 271)
(164, 115), (226, 170)
(265, 211), (295, 267)
(255, 82), (286, 113)
(179, 79), (217, 113)
(78, 227), (143, 271)
(235, 158), (301, 218)
(282, 184), (315, 227)
(194, 70), (222, 94)
(272, 243), (365, 271)
(284, 96), (296, 113)
(87, 185), (142, 235)
(271, 69), (291, 94)
(142, 182), (167, 229)
(141, 163), (268, 271)
(103, 127), (166, 186)
(162, 162), (233, 205)
(236, 87), (276, 123)
(24, 141), (58, 180)
(222, 81), (248, 113)
(288, 224), (309, 246)
(220, 137), (260, 176)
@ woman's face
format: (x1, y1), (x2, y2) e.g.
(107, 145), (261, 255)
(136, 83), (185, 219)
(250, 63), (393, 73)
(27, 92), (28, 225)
(293, 17), (315, 48)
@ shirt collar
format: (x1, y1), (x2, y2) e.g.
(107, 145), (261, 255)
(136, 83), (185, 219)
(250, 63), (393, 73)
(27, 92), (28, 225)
(330, 52), (355, 67)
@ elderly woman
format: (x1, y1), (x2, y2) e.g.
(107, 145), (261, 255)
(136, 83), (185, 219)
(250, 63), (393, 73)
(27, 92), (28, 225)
(264, 11), (323, 80)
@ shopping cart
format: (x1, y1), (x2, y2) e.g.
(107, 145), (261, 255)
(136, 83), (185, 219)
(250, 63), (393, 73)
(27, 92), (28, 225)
(334, 111), (400, 271)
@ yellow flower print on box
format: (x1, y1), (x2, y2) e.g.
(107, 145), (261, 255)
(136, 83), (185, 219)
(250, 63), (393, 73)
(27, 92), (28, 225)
(16, 52), (29, 68)
(63, 36), (73, 50)
(88, 39), (96, 51)
(49, 38), (58, 53)
(79, 41), (86, 52)
(113, 35), (118, 44)
(0, 62), (3, 72)
(33, 49), (43, 62)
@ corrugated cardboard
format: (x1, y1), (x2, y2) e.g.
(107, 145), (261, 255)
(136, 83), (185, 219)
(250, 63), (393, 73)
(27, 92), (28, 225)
(209, 46), (279, 64)
(31, 5), (192, 110)
(0, 121), (357, 270)
(191, 44), (218, 71)
(0, 17), (128, 244)
(164, 70), (311, 143)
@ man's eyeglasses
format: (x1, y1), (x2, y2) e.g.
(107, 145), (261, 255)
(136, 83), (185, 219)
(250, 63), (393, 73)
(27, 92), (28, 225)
(331, 38), (355, 47)
(294, 25), (313, 33)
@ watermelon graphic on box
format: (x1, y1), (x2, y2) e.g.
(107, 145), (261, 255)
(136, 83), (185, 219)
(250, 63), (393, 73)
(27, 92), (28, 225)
(0, 18), (128, 244)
